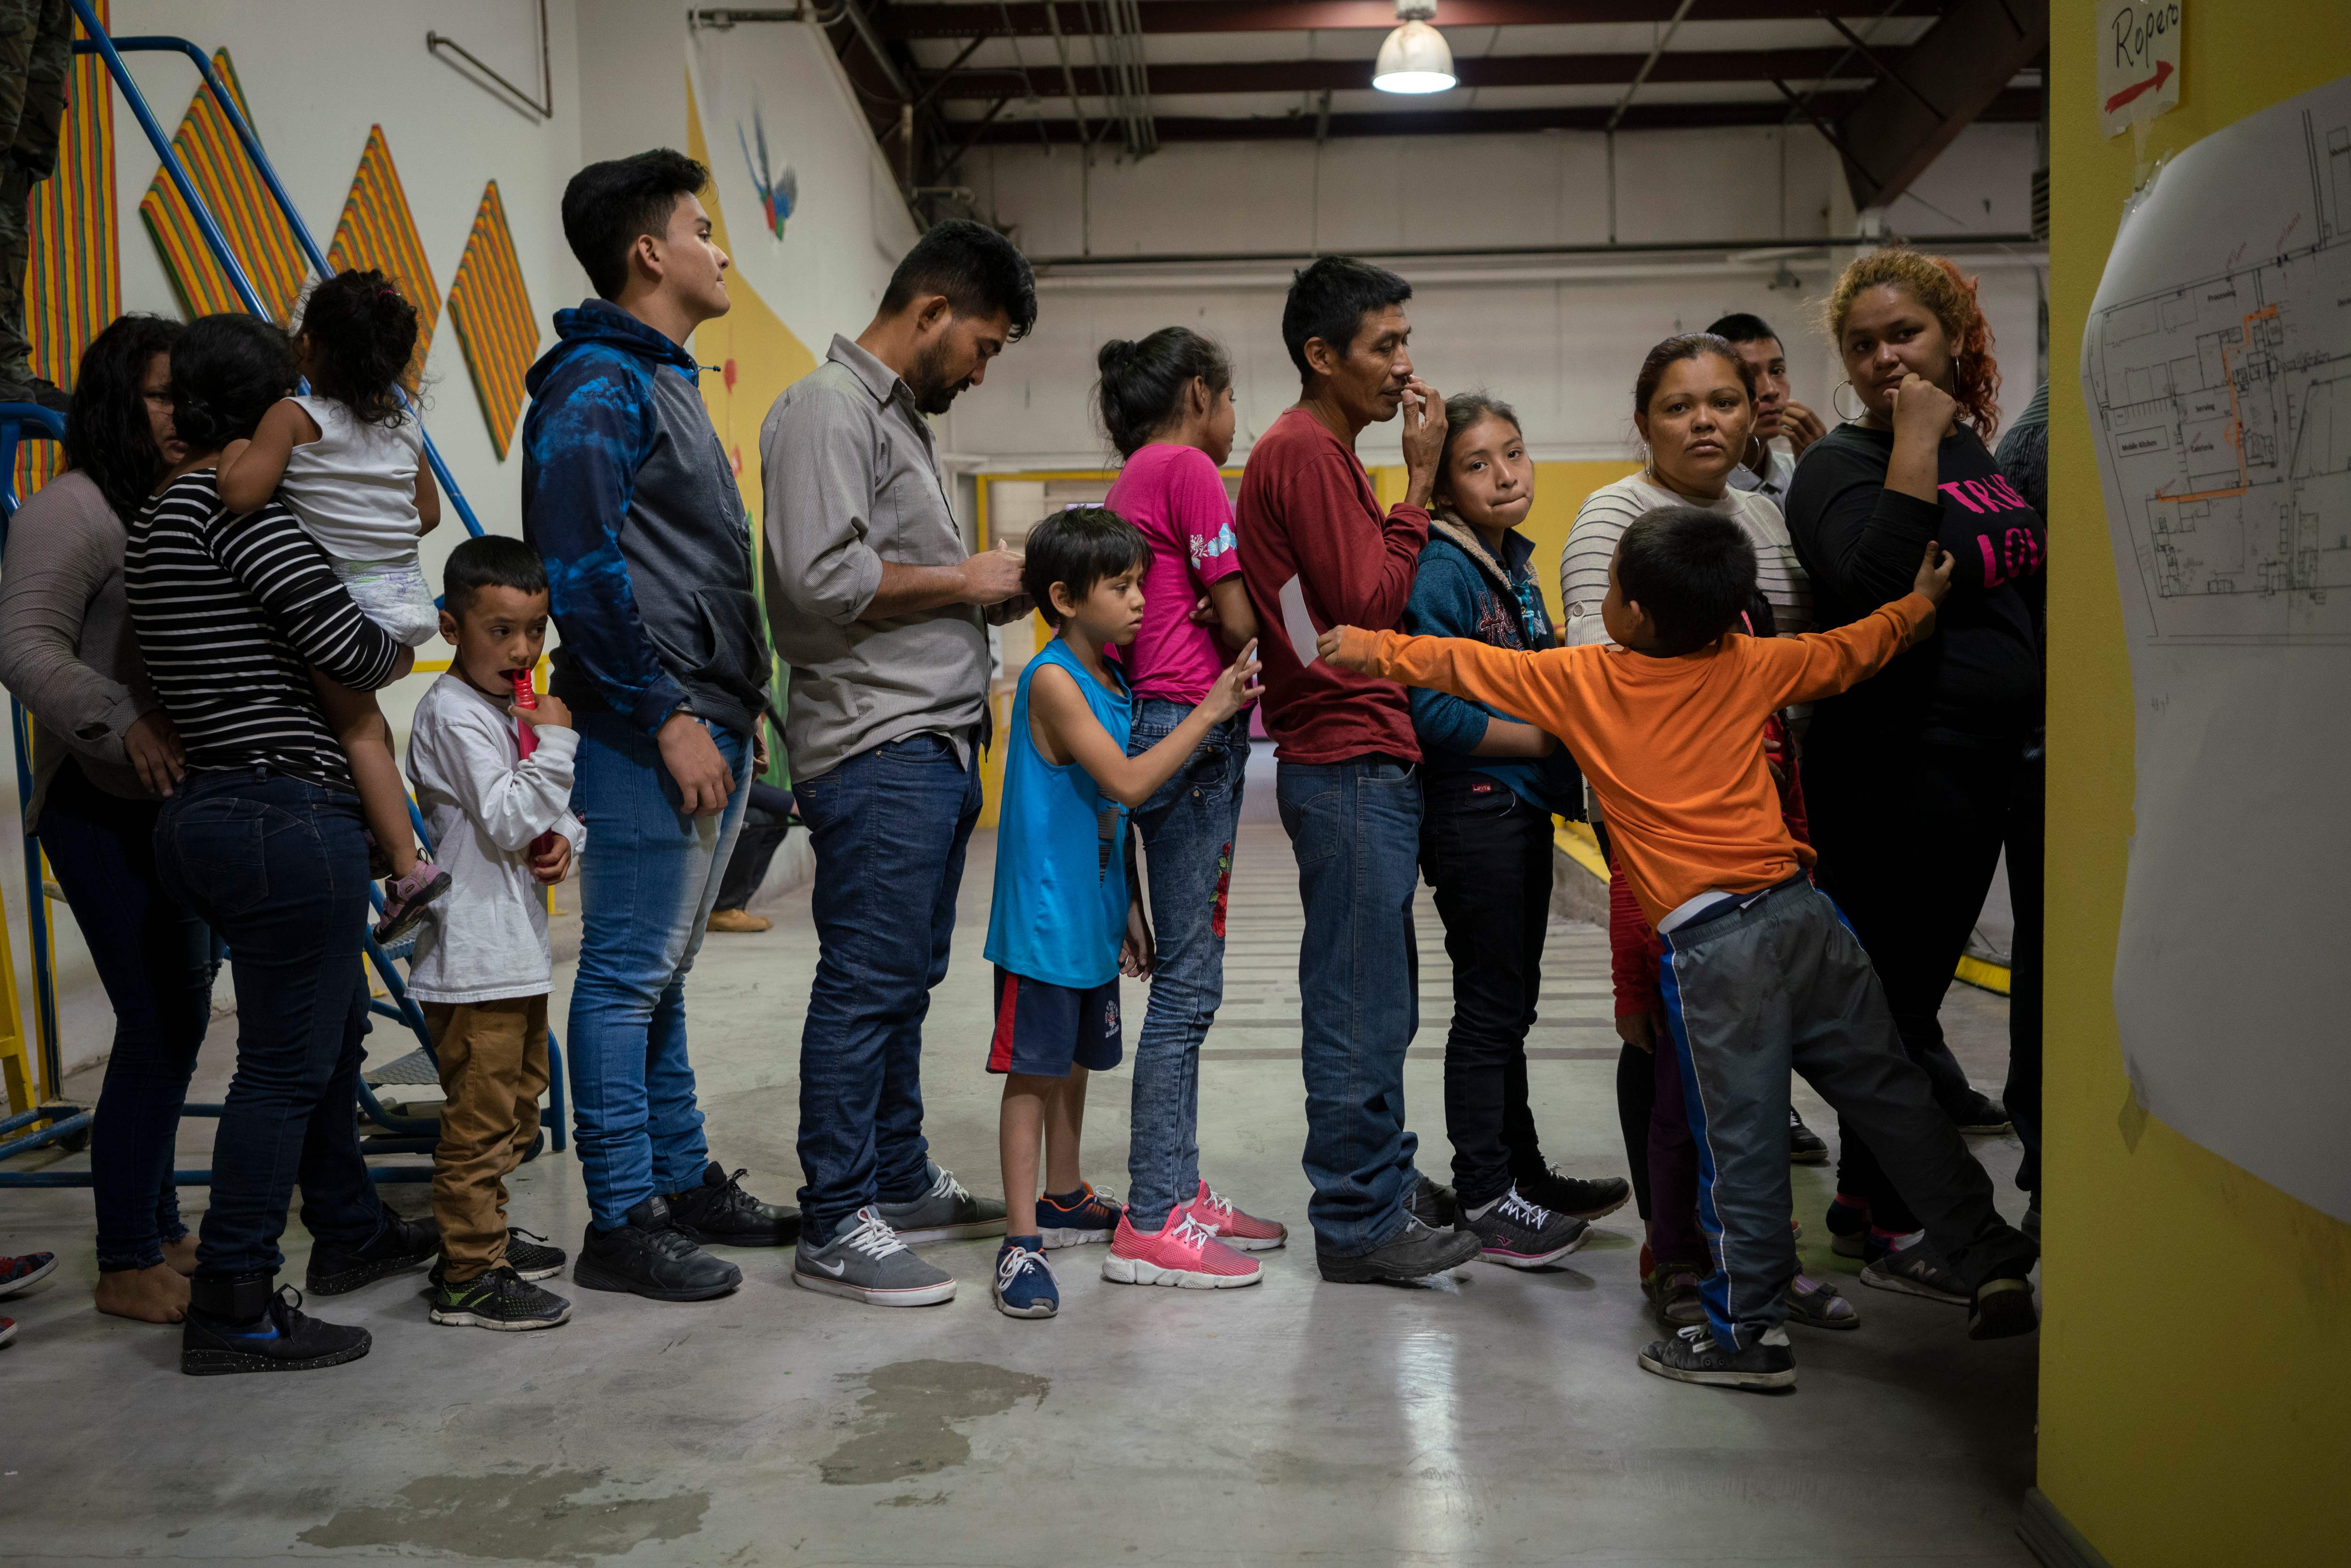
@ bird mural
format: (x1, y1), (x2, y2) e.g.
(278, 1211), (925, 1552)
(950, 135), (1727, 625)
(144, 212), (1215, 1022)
(739, 109), (797, 240)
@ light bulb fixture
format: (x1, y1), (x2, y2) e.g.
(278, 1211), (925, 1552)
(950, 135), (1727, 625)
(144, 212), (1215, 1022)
(1373, 0), (1454, 95)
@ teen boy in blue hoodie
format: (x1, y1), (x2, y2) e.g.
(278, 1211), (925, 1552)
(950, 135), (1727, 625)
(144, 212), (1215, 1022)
(521, 150), (798, 1303)
(1404, 395), (1632, 1267)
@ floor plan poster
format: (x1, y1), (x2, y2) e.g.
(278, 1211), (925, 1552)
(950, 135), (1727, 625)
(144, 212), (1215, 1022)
(2083, 71), (2351, 1223)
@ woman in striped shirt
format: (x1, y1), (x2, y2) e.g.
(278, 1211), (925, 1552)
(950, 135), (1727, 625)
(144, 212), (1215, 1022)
(123, 314), (436, 1376)
(1557, 332), (1811, 651)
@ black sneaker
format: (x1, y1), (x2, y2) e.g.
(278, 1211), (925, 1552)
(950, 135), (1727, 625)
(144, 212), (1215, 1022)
(1824, 1197), (1870, 1259)
(1316, 1214), (1481, 1284)
(1463, 1186), (1591, 1269)
(430, 1265), (572, 1331)
(1968, 1275), (2038, 1341)
(1402, 1174), (1458, 1229)
(505, 1227), (567, 1281)
(573, 1195), (742, 1301)
(1789, 1110), (1830, 1164)
(1512, 1166), (1632, 1222)
(665, 1161), (801, 1247)
(307, 1214), (440, 1296)
(182, 1277), (371, 1376)
(1946, 1092), (2012, 1135)
(1638, 1324), (1796, 1390)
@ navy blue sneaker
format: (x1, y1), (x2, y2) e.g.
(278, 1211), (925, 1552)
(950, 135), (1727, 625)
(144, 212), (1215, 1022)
(1036, 1183), (1122, 1249)
(991, 1238), (1058, 1319)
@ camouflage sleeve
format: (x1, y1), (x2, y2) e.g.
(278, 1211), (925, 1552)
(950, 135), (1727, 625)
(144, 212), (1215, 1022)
(521, 347), (694, 735)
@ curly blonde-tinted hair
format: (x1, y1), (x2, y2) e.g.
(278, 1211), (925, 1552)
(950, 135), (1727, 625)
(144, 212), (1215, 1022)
(1819, 248), (2002, 440)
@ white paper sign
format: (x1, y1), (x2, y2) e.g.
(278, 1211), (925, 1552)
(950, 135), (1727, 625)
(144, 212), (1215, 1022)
(2080, 71), (2351, 1223)
(2098, 0), (2182, 138)
(1278, 575), (1319, 665)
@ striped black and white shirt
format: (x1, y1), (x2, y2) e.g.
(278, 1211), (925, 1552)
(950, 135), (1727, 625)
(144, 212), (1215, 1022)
(1557, 472), (1813, 648)
(125, 471), (401, 794)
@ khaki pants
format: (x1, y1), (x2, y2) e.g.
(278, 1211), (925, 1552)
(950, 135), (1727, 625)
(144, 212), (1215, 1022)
(424, 995), (549, 1282)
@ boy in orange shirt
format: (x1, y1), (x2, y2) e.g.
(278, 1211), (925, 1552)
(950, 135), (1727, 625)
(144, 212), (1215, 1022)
(1320, 505), (2037, 1391)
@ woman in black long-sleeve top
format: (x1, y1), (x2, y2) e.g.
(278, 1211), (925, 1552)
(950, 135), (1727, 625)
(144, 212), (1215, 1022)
(1782, 250), (2046, 1299)
(124, 315), (438, 1375)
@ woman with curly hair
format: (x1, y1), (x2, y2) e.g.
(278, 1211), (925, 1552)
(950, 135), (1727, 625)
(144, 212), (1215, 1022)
(1783, 249), (2046, 1304)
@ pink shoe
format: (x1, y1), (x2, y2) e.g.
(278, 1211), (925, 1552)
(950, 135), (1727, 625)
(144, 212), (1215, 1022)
(374, 858), (451, 944)
(1101, 1210), (1261, 1290)
(1180, 1179), (1287, 1252)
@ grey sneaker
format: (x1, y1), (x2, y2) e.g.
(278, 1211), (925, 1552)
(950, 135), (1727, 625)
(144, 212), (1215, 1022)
(792, 1207), (956, 1307)
(1860, 1241), (1970, 1305)
(1638, 1324), (1797, 1390)
(876, 1163), (1007, 1244)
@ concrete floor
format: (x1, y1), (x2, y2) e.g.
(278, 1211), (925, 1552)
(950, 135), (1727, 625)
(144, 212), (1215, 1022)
(1, 747), (2037, 1568)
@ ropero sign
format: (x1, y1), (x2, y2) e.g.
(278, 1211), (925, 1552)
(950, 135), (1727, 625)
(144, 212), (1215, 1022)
(2099, 0), (2183, 138)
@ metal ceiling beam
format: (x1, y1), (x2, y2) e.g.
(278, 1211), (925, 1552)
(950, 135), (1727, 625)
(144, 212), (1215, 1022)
(948, 87), (2039, 142)
(884, 1), (1948, 39)
(1833, 0), (2046, 208)
(915, 47), (1916, 97)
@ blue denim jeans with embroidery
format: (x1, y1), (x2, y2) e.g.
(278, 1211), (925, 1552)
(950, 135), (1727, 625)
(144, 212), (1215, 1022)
(567, 710), (751, 1230)
(1275, 756), (1426, 1255)
(1122, 703), (1249, 1230)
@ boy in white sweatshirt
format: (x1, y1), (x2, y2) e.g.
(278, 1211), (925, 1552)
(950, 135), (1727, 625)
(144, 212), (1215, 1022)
(405, 536), (585, 1332)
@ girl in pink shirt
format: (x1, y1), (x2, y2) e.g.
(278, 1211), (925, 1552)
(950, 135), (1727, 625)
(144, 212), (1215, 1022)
(1093, 329), (1287, 1283)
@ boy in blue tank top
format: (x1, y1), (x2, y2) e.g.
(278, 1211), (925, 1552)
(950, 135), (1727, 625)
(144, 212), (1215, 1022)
(986, 508), (1263, 1319)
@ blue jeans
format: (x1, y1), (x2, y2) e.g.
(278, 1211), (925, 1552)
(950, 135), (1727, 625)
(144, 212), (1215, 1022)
(568, 710), (751, 1230)
(41, 761), (216, 1271)
(152, 769), (390, 1279)
(1123, 703), (1248, 1229)
(1275, 757), (1425, 1254)
(792, 732), (980, 1238)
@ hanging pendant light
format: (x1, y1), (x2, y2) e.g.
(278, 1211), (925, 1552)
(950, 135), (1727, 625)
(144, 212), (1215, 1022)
(1372, 0), (1455, 95)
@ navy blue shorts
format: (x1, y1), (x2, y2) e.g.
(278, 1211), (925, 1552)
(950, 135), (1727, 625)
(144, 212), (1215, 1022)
(987, 966), (1123, 1078)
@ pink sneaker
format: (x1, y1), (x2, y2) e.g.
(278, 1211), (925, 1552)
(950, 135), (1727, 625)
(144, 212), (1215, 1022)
(1101, 1210), (1261, 1290)
(1180, 1179), (1287, 1252)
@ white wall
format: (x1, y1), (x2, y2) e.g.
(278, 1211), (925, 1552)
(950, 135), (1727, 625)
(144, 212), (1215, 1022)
(942, 121), (2047, 473)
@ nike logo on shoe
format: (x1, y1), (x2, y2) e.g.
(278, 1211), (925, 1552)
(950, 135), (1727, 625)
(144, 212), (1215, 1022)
(807, 1257), (847, 1276)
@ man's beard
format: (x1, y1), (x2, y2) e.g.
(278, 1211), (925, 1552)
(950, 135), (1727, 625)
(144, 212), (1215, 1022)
(906, 339), (970, 415)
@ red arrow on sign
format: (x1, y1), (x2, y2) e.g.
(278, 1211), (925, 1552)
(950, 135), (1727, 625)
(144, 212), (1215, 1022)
(2105, 58), (2174, 114)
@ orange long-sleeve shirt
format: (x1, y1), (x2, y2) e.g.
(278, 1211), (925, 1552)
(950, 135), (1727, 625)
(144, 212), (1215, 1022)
(1336, 593), (1935, 925)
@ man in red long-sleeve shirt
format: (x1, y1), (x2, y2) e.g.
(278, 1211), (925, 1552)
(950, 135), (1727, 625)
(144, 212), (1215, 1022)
(1235, 256), (1474, 1282)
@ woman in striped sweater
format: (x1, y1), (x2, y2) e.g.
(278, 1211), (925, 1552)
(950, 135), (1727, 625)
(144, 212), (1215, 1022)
(123, 315), (438, 1377)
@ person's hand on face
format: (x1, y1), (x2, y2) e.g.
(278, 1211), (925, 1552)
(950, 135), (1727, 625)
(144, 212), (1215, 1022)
(1781, 399), (1826, 453)
(1890, 373), (1959, 444)
(1398, 376), (1445, 493)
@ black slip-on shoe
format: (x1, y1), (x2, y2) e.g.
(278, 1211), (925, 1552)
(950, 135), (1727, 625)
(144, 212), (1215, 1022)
(307, 1214), (440, 1297)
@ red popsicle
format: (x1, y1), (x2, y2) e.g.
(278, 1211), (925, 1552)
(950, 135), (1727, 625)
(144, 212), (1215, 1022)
(511, 668), (563, 860)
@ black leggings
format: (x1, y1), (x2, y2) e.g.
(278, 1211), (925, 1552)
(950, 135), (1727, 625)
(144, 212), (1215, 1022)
(1419, 773), (1553, 1206)
(1804, 733), (2020, 1229)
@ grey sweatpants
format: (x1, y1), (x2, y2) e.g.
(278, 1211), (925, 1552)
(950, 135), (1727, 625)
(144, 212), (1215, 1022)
(1659, 878), (2037, 1351)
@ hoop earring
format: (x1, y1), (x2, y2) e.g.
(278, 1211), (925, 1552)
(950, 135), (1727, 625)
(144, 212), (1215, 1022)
(1832, 380), (1866, 422)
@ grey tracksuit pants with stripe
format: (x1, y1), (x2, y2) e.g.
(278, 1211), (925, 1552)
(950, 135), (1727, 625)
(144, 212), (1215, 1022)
(1658, 878), (2038, 1351)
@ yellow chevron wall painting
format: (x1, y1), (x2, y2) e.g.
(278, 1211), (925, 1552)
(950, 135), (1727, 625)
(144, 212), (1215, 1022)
(446, 181), (537, 460)
(15, 0), (117, 500)
(138, 51), (307, 325)
(324, 126), (439, 391)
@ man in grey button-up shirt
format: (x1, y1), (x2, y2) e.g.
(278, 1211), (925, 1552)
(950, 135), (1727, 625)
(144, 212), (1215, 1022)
(761, 221), (1036, 1302)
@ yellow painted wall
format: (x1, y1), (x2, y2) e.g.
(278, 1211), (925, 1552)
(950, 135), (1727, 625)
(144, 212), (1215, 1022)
(2041, 9), (2351, 1562)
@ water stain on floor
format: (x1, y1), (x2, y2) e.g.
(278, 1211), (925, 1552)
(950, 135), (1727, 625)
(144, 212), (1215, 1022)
(819, 1359), (1050, 1486)
(297, 1466), (707, 1566)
